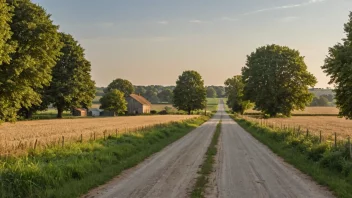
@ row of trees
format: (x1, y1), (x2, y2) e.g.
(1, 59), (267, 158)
(226, 12), (352, 119)
(96, 79), (224, 104)
(96, 71), (208, 115)
(0, 0), (95, 121)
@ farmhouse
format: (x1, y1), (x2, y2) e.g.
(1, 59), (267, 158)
(72, 108), (87, 117)
(127, 94), (151, 114)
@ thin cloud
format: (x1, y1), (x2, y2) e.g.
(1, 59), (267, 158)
(157, 20), (169, 25)
(220, 17), (238, 22)
(242, 0), (327, 15)
(189, 19), (204, 23)
(280, 16), (299, 22)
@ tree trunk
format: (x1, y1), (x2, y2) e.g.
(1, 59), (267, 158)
(57, 107), (64, 118)
(188, 109), (191, 115)
(25, 110), (33, 119)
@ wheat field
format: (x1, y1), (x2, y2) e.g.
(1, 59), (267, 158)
(0, 115), (198, 155)
(244, 115), (352, 141)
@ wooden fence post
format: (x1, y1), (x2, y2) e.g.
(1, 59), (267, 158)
(348, 136), (352, 159)
(319, 131), (322, 143)
(80, 134), (83, 143)
(94, 132), (96, 141)
(34, 139), (38, 150)
(104, 131), (106, 140)
(62, 136), (64, 148)
(306, 129), (309, 138)
(334, 132), (337, 149)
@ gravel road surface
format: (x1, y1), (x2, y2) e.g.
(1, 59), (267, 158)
(84, 101), (334, 198)
(83, 111), (221, 198)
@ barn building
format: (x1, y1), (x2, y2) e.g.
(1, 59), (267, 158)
(72, 108), (87, 117)
(127, 94), (151, 114)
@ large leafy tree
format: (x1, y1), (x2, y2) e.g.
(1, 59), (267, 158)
(0, 1), (14, 65)
(158, 89), (173, 103)
(99, 89), (127, 115)
(322, 12), (352, 119)
(206, 87), (217, 98)
(224, 75), (252, 114)
(242, 44), (317, 117)
(0, 0), (62, 122)
(173, 70), (207, 115)
(48, 33), (95, 118)
(106, 78), (134, 96)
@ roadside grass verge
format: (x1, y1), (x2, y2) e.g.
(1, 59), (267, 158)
(191, 121), (221, 198)
(0, 116), (210, 198)
(231, 115), (352, 198)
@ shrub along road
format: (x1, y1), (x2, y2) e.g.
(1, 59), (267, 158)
(84, 102), (334, 198)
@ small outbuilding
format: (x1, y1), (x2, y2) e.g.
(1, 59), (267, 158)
(127, 94), (151, 114)
(88, 108), (103, 117)
(100, 110), (116, 117)
(72, 108), (87, 117)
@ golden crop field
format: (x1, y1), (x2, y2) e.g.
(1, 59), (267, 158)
(244, 115), (352, 141)
(246, 107), (339, 115)
(0, 115), (198, 155)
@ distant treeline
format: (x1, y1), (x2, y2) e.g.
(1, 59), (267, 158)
(95, 85), (226, 104)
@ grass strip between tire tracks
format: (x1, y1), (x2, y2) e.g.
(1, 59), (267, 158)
(191, 120), (221, 198)
(231, 115), (352, 198)
(0, 116), (210, 198)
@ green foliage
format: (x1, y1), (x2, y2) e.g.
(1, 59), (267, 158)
(206, 87), (217, 98)
(0, 116), (209, 198)
(106, 78), (134, 96)
(0, 0), (62, 122)
(173, 70), (207, 115)
(157, 89), (173, 103)
(47, 33), (95, 118)
(242, 44), (317, 117)
(224, 75), (252, 114)
(310, 95), (330, 107)
(0, 1), (14, 65)
(322, 12), (352, 119)
(99, 89), (127, 115)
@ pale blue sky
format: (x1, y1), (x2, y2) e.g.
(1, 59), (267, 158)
(33, 0), (352, 87)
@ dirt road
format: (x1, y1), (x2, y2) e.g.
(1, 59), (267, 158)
(214, 102), (334, 198)
(84, 102), (334, 198)
(83, 112), (222, 198)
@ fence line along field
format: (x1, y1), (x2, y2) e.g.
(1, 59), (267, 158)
(245, 107), (339, 115)
(244, 115), (352, 141)
(0, 115), (198, 155)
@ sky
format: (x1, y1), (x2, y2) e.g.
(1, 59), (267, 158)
(32, 0), (352, 87)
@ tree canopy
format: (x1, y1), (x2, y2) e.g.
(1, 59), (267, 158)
(242, 44), (317, 117)
(224, 75), (252, 114)
(158, 89), (173, 103)
(106, 78), (134, 96)
(322, 12), (352, 119)
(100, 89), (127, 115)
(173, 70), (207, 115)
(0, 0), (62, 121)
(206, 87), (217, 98)
(47, 33), (95, 118)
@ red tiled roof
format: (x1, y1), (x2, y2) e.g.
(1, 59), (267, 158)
(129, 94), (152, 106)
